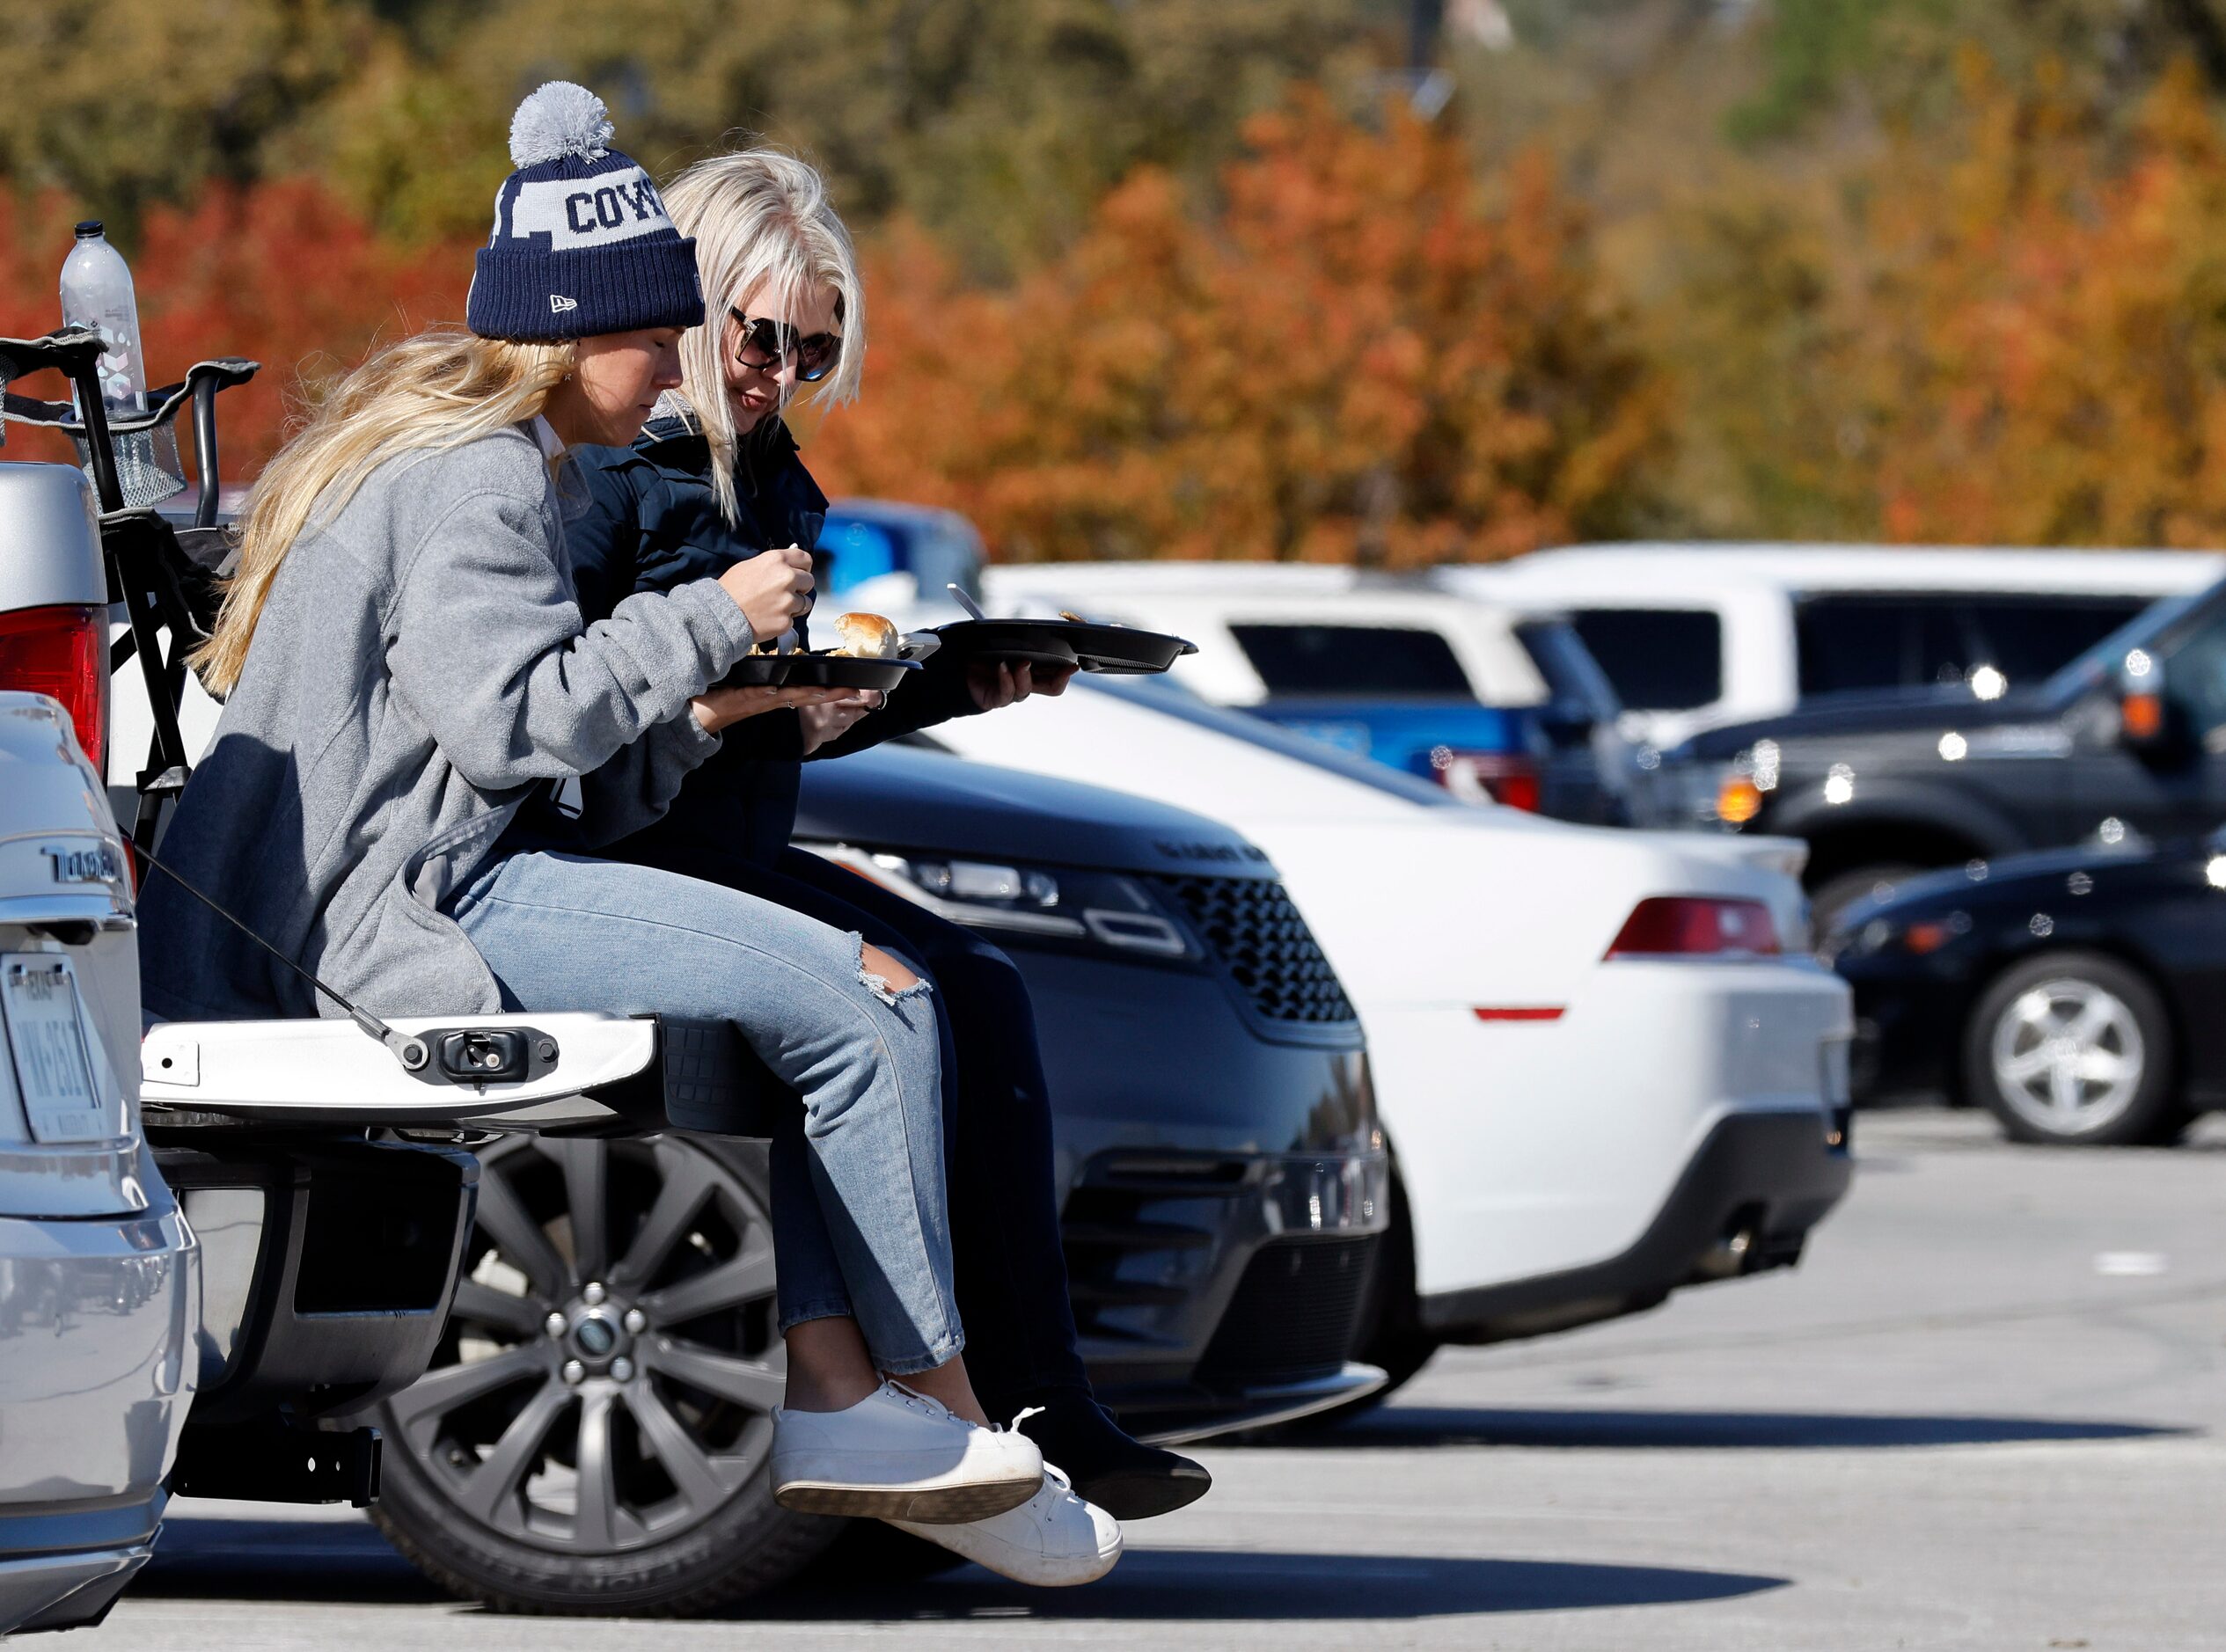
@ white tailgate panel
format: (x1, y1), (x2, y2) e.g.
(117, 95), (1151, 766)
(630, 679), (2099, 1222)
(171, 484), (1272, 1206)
(142, 1012), (656, 1129)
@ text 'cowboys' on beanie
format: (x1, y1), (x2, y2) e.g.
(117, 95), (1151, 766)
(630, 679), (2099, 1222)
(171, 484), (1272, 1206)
(466, 82), (703, 342)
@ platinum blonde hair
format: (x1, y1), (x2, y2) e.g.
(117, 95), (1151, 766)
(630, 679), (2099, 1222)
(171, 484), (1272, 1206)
(660, 148), (866, 526)
(194, 326), (575, 695)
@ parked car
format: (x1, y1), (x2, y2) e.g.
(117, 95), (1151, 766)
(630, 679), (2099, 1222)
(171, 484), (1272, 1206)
(1826, 828), (2226, 1145)
(919, 673), (1853, 1400)
(0, 333), (741, 1628)
(817, 498), (988, 611)
(970, 560), (1644, 825)
(0, 677), (194, 1635)
(1659, 574), (2226, 927)
(1446, 543), (2222, 750)
(363, 746), (1390, 1614)
(0, 343), (640, 1629)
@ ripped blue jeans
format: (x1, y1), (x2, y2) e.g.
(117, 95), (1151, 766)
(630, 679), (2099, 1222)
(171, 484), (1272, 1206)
(446, 850), (963, 1374)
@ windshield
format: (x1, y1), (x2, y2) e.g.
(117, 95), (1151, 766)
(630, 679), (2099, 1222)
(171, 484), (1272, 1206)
(1075, 674), (1468, 808)
(2040, 585), (2217, 706)
(1565, 607), (1723, 712)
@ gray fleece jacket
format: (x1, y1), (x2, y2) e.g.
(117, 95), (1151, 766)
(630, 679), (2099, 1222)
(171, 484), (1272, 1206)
(140, 423), (758, 1022)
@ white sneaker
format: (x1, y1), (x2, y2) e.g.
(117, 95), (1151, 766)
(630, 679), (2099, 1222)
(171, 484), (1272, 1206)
(891, 1465), (1124, 1586)
(772, 1381), (1044, 1523)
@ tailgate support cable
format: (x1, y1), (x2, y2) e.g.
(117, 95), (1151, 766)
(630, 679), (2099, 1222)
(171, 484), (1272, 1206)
(129, 841), (430, 1072)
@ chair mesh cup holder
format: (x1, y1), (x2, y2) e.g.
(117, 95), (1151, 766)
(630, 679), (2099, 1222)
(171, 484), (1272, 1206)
(71, 421), (187, 509)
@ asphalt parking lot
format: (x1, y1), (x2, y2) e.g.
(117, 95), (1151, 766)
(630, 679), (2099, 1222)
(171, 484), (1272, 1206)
(93, 1110), (2225, 1652)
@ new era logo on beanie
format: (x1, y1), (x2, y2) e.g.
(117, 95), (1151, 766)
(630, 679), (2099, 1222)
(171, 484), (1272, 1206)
(466, 82), (704, 342)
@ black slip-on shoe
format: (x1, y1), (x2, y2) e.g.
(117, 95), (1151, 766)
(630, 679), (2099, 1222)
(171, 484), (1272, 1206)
(1015, 1394), (1212, 1521)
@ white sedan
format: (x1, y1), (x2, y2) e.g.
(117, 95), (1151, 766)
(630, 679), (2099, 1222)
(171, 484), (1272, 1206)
(917, 673), (1853, 1388)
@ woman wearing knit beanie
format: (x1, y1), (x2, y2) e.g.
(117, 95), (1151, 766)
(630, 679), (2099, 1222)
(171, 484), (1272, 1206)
(560, 146), (1229, 1587)
(143, 83), (1046, 1541)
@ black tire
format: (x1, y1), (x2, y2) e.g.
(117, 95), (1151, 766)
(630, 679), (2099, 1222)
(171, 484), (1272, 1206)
(370, 1135), (840, 1615)
(1961, 951), (2186, 1147)
(1810, 863), (1924, 936)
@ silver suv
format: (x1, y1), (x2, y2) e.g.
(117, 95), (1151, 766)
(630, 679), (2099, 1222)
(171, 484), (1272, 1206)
(0, 332), (716, 1632)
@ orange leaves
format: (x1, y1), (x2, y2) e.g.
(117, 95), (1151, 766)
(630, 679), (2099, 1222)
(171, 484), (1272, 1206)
(808, 95), (1665, 565)
(1820, 60), (2226, 547)
(1, 96), (1656, 562)
(0, 183), (471, 481)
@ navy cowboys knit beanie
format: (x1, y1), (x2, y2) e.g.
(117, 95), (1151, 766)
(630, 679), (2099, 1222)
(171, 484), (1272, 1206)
(466, 82), (703, 341)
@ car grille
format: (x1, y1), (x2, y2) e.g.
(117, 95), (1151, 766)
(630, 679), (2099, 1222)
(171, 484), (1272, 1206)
(1195, 1234), (1379, 1390)
(1061, 1154), (1253, 1334)
(1152, 874), (1356, 1024)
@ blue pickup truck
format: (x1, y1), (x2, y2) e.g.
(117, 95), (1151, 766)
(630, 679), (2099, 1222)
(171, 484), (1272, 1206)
(972, 562), (1651, 827)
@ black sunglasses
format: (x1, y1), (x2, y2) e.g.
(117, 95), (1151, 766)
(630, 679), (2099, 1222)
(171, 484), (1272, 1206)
(729, 308), (842, 384)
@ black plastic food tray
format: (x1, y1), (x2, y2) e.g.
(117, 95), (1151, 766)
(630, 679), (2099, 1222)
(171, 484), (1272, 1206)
(928, 618), (1197, 675)
(716, 652), (924, 692)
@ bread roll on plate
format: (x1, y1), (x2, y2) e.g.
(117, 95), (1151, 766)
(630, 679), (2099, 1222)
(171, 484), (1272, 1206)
(831, 612), (900, 659)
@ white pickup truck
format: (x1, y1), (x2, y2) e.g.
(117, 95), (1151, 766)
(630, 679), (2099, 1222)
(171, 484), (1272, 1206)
(0, 329), (773, 1631)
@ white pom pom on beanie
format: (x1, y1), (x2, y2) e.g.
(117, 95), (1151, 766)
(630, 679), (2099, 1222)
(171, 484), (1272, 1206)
(467, 81), (702, 342)
(508, 80), (614, 167)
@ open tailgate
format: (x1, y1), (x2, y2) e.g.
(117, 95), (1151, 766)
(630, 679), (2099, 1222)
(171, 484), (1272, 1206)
(144, 1012), (663, 1132)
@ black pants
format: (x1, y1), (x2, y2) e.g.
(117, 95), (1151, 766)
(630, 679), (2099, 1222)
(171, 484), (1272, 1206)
(654, 843), (1091, 1413)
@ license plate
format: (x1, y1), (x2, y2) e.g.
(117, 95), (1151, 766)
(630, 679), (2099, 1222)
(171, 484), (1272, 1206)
(3, 955), (105, 1144)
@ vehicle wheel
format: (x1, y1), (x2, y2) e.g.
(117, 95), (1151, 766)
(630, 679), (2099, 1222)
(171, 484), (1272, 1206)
(1810, 863), (1923, 934)
(370, 1135), (839, 1615)
(1962, 953), (2185, 1147)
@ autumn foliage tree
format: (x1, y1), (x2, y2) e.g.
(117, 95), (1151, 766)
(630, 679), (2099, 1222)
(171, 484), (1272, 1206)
(807, 96), (1666, 563)
(0, 182), (472, 481)
(1846, 58), (2226, 546)
(1666, 52), (2226, 548)
(23, 53), (2226, 559)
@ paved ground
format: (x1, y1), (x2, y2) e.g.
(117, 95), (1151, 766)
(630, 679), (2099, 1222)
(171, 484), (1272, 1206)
(95, 1110), (2226, 1650)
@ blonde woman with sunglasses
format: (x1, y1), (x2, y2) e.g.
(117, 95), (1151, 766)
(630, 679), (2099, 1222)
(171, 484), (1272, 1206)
(560, 148), (1212, 1587)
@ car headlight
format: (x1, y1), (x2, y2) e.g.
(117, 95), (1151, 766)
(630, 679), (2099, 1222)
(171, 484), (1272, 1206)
(1821, 909), (1973, 966)
(1659, 757), (1745, 827)
(1709, 739), (1782, 827)
(805, 844), (1198, 960)
(1716, 772), (1765, 825)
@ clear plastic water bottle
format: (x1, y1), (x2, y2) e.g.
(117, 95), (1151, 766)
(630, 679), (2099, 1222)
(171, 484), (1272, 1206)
(58, 220), (182, 504)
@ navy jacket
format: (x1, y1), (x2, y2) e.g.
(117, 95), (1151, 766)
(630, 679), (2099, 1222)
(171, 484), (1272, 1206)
(565, 413), (977, 871)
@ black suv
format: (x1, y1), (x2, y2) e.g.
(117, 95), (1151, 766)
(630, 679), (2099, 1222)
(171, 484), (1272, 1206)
(1663, 576), (2226, 925)
(366, 745), (1390, 1615)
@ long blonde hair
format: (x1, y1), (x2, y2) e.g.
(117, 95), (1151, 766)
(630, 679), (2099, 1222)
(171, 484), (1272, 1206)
(194, 326), (575, 694)
(661, 150), (866, 526)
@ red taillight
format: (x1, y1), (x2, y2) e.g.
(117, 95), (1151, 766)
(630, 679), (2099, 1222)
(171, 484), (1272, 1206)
(1432, 749), (1542, 811)
(0, 604), (109, 771)
(1606, 896), (1780, 960)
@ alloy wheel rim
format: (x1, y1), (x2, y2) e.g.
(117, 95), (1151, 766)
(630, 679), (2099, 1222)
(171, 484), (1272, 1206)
(1989, 977), (2146, 1135)
(384, 1136), (784, 1553)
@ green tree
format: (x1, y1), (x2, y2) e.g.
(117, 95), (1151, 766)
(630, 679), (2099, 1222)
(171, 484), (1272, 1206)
(0, 0), (365, 238)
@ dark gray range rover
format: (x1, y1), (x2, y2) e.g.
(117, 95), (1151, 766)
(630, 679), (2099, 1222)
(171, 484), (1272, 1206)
(368, 747), (1389, 1614)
